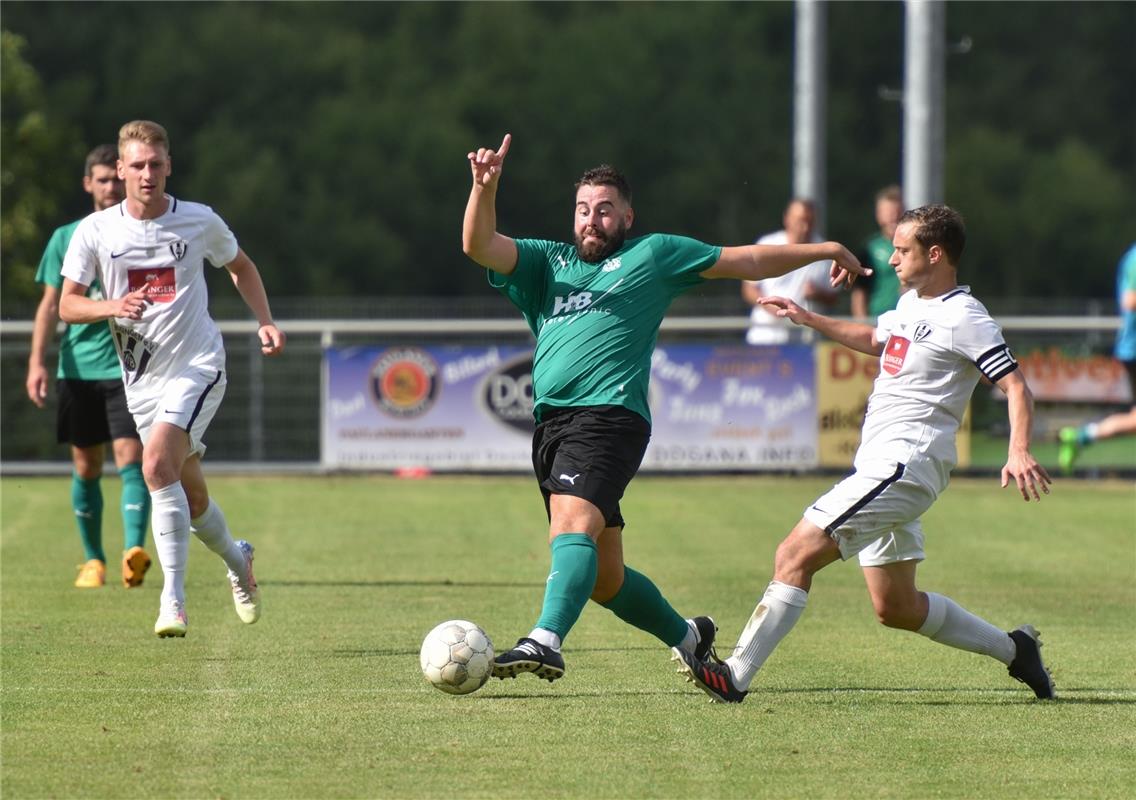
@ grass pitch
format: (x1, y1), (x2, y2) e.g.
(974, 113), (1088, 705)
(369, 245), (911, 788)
(2, 474), (1134, 799)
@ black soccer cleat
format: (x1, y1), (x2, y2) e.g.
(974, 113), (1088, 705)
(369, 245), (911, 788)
(690, 616), (719, 662)
(1007, 625), (1056, 699)
(672, 646), (747, 704)
(492, 637), (566, 682)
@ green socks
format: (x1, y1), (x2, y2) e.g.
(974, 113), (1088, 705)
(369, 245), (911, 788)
(531, 538), (688, 648)
(71, 474), (105, 562)
(118, 462), (150, 550)
(534, 534), (597, 640)
(600, 566), (689, 647)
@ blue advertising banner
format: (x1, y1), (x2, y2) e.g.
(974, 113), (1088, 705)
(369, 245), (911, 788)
(322, 344), (817, 471)
(644, 345), (817, 471)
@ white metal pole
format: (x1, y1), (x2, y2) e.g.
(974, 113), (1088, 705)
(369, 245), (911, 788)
(794, 0), (827, 232)
(904, 0), (946, 208)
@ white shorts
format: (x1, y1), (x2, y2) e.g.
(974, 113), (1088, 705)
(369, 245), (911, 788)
(802, 461), (936, 567)
(128, 367), (226, 458)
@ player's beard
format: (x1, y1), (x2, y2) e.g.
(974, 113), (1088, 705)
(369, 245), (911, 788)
(575, 223), (627, 264)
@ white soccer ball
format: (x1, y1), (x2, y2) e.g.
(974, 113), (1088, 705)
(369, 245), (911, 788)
(420, 620), (494, 695)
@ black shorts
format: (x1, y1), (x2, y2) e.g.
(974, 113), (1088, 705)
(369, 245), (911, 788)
(532, 405), (651, 529)
(57, 378), (140, 448)
(1124, 360), (1136, 406)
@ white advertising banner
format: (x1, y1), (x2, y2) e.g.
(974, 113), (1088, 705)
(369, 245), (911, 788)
(322, 344), (817, 471)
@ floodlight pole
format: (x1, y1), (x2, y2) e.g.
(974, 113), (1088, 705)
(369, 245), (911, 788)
(903, 0), (946, 208)
(793, 0), (827, 233)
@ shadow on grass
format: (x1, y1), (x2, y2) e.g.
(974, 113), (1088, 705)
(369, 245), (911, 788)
(481, 687), (1136, 704)
(266, 579), (543, 588)
(333, 645), (662, 658)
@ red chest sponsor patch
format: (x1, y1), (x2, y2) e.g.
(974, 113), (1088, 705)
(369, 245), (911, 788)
(882, 335), (910, 375)
(128, 267), (176, 303)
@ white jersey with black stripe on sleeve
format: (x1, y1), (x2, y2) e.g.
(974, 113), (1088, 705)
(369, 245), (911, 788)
(61, 196), (238, 397)
(856, 286), (1018, 494)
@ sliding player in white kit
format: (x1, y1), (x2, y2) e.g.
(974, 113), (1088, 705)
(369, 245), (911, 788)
(674, 205), (1057, 702)
(59, 120), (286, 638)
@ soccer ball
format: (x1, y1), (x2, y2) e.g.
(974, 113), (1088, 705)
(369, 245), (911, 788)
(420, 620), (494, 695)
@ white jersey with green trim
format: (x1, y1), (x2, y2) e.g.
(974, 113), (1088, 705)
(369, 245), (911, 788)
(61, 196), (238, 395)
(858, 286), (1018, 493)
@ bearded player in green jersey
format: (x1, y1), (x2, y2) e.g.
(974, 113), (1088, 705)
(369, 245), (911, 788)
(463, 134), (867, 682)
(26, 144), (151, 589)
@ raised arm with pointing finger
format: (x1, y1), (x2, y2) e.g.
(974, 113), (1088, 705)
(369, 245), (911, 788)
(463, 133), (517, 274)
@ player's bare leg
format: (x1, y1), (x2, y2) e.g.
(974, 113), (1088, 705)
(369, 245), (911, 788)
(863, 562), (1054, 698)
(1059, 405), (1136, 474)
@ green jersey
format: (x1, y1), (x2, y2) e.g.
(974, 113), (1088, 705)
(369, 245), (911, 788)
(862, 232), (901, 317)
(34, 220), (122, 380)
(490, 233), (720, 423)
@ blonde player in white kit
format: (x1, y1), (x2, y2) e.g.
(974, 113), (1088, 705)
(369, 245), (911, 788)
(59, 120), (286, 638)
(675, 205), (1057, 702)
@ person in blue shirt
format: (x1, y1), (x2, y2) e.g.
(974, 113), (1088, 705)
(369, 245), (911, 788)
(1058, 243), (1136, 473)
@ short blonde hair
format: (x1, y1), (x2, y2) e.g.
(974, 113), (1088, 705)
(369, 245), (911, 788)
(118, 120), (170, 156)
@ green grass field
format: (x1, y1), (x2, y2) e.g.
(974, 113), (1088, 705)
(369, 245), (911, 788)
(2, 474), (1134, 799)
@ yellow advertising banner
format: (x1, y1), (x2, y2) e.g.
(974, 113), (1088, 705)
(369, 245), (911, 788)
(814, 342), (970, 468)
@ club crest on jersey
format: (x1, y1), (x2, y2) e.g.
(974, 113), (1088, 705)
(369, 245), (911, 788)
(913, 322), (933, 343)
(601, 256), (622, 273)
(169, 240), (189, 261)
(882, 335), (910, 375)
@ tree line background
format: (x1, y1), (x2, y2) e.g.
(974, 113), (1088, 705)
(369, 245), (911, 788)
(3, 1), (1134, 316)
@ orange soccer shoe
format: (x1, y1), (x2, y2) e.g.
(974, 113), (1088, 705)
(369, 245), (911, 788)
(122, 546), (152, 588)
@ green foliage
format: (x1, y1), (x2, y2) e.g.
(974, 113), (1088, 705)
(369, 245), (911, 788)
(0, 31), (83, 302)
(2, 475), (1134, 798)
(950, 128), (1132, 298)
(1, 1), (1133, 307)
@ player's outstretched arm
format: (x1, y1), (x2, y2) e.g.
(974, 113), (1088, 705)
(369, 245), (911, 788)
(26, 285), (61, 407)
(703, 241), (869, 288)
(462, 133), (518, 275)
(225, 249), (285, 356)
(758, 296), (882, 356)
(59, 278), (149, 324)
(997, 370), (1052, 501)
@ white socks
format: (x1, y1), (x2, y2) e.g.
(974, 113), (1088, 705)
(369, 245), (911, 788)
(527, 628), (562, 650)
(191, 498), (247, 577)
(726, 581), (809, 689)
(677, 620), (699, 654)
(918, 592), (1015, 665)
(152, 488), (251, 609)
(151, 483), (190, 606)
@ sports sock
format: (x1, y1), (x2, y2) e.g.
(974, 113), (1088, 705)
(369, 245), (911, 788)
(190, 498), (247, 576)
(118, 462), (150, 550)
(599, 566), (689, 647)
(533, 533), (597, 642)
(71, 474), (105, 562)
(726, 581), (809, 689)
(917, 592), (1016, 665)
(150, 482), (190, 606)
(527, 628), (562, 650)
(677, 621), (700, 654)
(1078, 422), (1099, 446)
